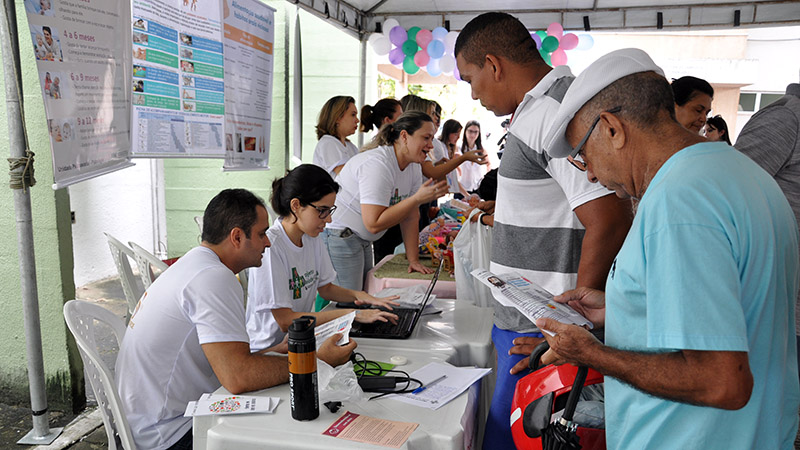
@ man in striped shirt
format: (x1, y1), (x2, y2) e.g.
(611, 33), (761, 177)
(456, 13), (633, 449)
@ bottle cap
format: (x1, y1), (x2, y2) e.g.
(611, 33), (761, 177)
(390, 355), (408, 366)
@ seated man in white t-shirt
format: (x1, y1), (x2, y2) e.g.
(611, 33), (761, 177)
(115, 189), (356, 450)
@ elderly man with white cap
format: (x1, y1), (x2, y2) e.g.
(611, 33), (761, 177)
(537, 48), (799, 449)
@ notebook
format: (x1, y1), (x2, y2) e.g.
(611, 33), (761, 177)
(349, 259), (443, 339)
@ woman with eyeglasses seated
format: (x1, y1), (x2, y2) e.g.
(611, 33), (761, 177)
(245, 164), (399, 353)
(704, 115), (732, 145)
(322, 111), (448, 291)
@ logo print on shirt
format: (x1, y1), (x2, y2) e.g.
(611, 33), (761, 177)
(289, 268), (305, 299)
(610, 258), (617, 280)
(389, 188), (403, 206)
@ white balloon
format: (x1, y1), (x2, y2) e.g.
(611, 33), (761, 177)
(368, 33), (382, 47)
(383, 19), (400, 37)
(577, 34), (594, 51)
(373, 36), (392, 56)
(444, 31), (459, 54)
(439, 54), (455, 74)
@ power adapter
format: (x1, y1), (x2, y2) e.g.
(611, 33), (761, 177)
(358, 376), (399, 391)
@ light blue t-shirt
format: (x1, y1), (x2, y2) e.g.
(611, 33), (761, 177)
(604, 142), (800, 449)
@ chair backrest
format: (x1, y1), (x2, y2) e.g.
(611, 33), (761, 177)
(63, 300), (137, 450)
(128, 241), (168, 290)
(104, 233), (144, 321)
(194, 215), (203, 234)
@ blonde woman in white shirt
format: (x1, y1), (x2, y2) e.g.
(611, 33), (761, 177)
(312, 96), (360, 177)
(246, 164), (398, 352)
(322, 111), (448, 290)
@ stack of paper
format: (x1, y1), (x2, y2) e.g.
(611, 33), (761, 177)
(389, 362), (491, 410)
(184, 393), (279, 417)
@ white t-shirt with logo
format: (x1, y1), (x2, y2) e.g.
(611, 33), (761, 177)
(115, 246), (248, 450)
(458, 144), (486, 192)
(429, 139), (460, 193)
(329, 145), (424, 241)
(246, 219), (337, 351)
(312, 134), (359, 177)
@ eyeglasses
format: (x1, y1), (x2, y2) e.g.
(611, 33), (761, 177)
(567, 106), (622, 172)
(308, 203), (336, 219)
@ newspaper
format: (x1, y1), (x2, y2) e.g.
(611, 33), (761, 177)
(315, 312), (355, 350)
(471, 269), (593, 333)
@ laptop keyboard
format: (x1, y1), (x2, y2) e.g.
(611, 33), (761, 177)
(358, 308), (416, 334)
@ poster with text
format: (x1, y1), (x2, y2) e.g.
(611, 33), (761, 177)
(222, 0), (274, 170)
(130, 0), (226, 157)
(24, 0), (134, 189)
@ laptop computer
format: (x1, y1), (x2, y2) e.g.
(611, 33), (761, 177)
(349, 259), (443, 339)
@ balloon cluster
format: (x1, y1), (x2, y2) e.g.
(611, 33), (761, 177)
(368, 19), (460, 77)
(532, 23), (594, 67)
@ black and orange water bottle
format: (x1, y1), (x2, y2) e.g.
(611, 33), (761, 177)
(288, 315), (319, 421)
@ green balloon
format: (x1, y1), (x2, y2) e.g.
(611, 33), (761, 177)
(541, 36), (559, 53)
(403, 56), (420, 74)
(402, 39), (418, 56)
(540, 49), (552, 66)
(536, 30), (547, 39)
(408, 26), (421, 41)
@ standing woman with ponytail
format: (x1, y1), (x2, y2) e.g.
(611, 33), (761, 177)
(245, 164), (398, 353)
(360, 98), (402, 135)
(323, 111), (448, 291)
(313, 96), (360, 177)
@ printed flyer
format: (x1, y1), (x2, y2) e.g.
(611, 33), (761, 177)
(130, 0), (226, 157)
(24, 0), (133, 188)
(222, 0), (274, 170)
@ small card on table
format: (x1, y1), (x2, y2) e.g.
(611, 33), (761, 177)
(322, 411), (418, 448)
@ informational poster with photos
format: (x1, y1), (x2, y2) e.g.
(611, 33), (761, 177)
(130, 0), (227, 157)
(24, 0), (133, 189)
(221, 0), (274, 170)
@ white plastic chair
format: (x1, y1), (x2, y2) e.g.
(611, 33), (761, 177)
(63, 300), (137, 450)
(104, 233), (144, 321)
(194, 215), (203, 234)
(128, 241), (168, 290)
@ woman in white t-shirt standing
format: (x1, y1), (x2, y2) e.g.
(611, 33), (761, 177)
(246, 164), (399, 352)
(322, 111), (448, 291)
(458, 120), (488, 193)
(312, 96), (360, 177)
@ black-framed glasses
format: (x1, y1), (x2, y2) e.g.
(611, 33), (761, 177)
(308, 203), (336, 219)
(567, 106), (622, 172)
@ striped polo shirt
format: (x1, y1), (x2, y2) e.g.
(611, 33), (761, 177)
(490, 65), (613, 332)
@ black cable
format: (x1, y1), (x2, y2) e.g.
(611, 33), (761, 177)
(351, 352), (423, 399)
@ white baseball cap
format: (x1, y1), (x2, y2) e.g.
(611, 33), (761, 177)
(545, 48), (665, 159)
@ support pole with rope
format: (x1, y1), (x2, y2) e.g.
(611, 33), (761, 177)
(0, 0), (62, 444)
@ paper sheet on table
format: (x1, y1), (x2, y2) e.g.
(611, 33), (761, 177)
(375, 286), (437, 310)
(322, 411), (418, 448)
(471, 269), (593, 334)
(183, 393), (279, 417)
(388, 362), (491, 410)
(315, 311), (355, 350)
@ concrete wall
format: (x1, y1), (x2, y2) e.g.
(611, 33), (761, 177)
(165, 2), (366, 257)
(70, 159), (163, 286)
(0, 1), (82, 409)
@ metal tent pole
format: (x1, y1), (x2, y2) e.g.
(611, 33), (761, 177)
(357, 36), (366, 149)
(0, 0), (61, 444)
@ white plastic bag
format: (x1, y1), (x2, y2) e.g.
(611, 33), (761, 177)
(453, 209), (494, 307)
(317, 360), (368, 404)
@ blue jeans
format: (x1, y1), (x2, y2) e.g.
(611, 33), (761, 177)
(322, 228), (374, 291)
(483, 325), (544, 450)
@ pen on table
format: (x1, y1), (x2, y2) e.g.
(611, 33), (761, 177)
(412, 374), (447, 394)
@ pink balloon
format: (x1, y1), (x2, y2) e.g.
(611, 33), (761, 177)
(414, 49), (430, 67)
(547, 22), (563, 39)
(560, 33), (579, 50)
(551, 48), (568, 66)
(416, 29), (433, 49)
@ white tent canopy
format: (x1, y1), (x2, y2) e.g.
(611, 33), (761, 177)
(290, 0), (800, 38)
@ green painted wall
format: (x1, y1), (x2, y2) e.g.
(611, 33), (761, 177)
(166, 2), (363, 256)
(0, 1), (83, 410)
